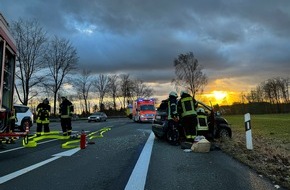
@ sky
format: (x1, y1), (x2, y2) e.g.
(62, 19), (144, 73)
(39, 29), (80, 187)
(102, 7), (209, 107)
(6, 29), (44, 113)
(1, 0), (290, 105)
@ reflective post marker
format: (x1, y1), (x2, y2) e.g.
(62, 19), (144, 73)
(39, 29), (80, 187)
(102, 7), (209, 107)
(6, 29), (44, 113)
(244, 113), (253, 150)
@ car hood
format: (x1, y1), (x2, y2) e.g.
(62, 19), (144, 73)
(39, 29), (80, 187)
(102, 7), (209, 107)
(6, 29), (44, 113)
(90, 115), (102, 117)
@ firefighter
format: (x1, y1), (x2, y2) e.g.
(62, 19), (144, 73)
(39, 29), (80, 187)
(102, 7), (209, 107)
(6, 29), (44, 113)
(177, 90), (198, 142)
(166, 91), (180, 145)
(36, 98), (51, 136)
(59, 96), (74, 136)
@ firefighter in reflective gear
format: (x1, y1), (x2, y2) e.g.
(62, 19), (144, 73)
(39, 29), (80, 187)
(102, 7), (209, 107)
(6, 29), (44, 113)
(36, 98), (51, 136)
(59, 96), (74, 136)
(166, 91), (180, 145)
(196, 108), (209, 131)
(177, 90), (198, 142)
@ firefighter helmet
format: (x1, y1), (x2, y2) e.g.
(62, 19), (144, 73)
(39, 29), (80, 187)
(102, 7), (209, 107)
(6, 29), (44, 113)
(180, 90), (189, 97)
(43, 98), (49, 104)
(197, 108), (205, 113)
(169, 91), (178, 98)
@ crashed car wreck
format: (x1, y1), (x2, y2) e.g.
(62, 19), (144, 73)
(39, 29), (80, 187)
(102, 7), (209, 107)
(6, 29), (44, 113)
(152, 99), (232, 144)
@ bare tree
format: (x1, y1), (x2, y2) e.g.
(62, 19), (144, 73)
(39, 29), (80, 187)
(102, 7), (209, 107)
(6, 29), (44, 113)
(276, 77), (289, 103)
(262, 80), (274, 104)
(73, 69), (93, 114)
(93, 74), (109, 111)
(131, 79), (154, 99)
(258, 77), (290, 113)
(119, 74), (133, 108)
(262, 78), (283, 112)
(107, 74), (119, 111)
(11, 19), (47, 105)
(263, 78), (281, 105)
(172, 52), (208, 98)
(246, 85), (265, 103)
(142, 86), (154, 98)
(43, 36), (78, 115)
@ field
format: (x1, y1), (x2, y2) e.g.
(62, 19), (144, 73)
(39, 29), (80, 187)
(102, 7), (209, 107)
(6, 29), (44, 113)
(215, 114), (290, 189)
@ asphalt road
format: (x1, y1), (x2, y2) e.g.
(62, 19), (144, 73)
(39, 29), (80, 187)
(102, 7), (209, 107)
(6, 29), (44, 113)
(0, 118), (283, 190)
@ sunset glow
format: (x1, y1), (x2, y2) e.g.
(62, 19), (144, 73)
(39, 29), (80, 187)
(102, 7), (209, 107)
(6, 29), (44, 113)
(213, 91), (227, 101)
(197, 90), (233, 106)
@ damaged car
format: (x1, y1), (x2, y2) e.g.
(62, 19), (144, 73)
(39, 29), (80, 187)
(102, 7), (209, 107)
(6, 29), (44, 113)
(152, 99), (232, 143)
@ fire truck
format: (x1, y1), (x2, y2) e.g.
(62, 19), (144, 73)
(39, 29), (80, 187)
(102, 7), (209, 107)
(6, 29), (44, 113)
(132, 98), (156, 123)
(0, 13), (30, 145)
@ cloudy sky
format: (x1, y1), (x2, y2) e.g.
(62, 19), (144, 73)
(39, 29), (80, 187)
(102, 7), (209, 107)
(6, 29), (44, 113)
(1, 0), (290, 104)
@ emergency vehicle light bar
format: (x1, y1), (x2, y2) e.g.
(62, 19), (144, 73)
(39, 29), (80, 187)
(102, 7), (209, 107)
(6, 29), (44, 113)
(136, 98), (155, 102)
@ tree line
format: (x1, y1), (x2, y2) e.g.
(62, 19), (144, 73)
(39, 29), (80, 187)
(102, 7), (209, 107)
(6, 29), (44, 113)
(218, 77), (290, 114)
(13, 18), (287, 116)
(71, 72), (154, 115)
(10, 18), (155, 115)
(10, 16), (209, 116)
(244, 77), (289, 104)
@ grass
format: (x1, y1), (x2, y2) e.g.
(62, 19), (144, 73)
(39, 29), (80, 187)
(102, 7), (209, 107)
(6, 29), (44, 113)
(225, 113), (290, 143)
(216, 113), (290, 189)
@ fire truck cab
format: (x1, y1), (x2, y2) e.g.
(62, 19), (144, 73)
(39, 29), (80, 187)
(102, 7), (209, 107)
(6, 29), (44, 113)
(132, 98), (156, 123)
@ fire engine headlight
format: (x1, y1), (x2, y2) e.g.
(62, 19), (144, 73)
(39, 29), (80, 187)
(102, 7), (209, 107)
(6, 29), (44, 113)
(140, 115), (145, 118)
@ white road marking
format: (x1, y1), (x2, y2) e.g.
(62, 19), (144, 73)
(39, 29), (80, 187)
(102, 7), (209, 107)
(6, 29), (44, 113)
(0, 139), (57, 154)
(53, 147), (80, 157)
(125, 132), (155, 190)
(0, 148), (80, 184)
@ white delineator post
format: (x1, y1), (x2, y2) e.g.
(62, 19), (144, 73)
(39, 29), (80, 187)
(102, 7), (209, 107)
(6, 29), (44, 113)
(244, 113), (253, 150)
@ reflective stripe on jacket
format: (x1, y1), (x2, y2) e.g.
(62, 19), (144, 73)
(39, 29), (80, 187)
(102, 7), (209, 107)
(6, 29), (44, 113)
(36, 103), (50, 124)
(168, 101), (177, 120)
(197, 114), (208, 131)
(180, 97), (197, 117)
(60, 99), (74, 119)
(61, 106), (73, 118)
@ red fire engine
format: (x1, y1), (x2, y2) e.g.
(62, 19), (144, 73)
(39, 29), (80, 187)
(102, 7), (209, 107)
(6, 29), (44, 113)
(0, 13), (30, 145)
(132, 98), (156, 123)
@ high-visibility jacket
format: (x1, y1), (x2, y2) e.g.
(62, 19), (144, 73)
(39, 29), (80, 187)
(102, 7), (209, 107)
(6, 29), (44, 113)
(36, 103), (51, 124)
(168, 98), (178, 120)
(180, 96), (197, 117)
(59, 99), (74, 119)
(197, 114), (209, 131)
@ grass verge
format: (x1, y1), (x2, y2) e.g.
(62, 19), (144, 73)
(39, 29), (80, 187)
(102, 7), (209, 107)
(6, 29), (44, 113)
(215, 114), (290, 189)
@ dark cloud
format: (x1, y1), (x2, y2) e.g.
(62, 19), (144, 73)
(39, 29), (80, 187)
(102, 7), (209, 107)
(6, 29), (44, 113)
(1, 0), (290, 100)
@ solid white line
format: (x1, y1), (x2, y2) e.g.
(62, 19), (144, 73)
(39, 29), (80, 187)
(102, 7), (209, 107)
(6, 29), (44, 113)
(0, 139), (57, 154)
(0, 156), (60, 184)
(0, 147), (80, 184)
(125, 132), (155, 190)
(0, 146), (23, 153)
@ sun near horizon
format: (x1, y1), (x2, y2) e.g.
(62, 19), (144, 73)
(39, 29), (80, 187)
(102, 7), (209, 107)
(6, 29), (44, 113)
(197, 90), (241, 106)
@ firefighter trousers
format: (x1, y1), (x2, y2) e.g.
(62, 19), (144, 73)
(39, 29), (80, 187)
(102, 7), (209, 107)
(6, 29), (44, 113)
(180, 115), (197, 141)
(61, 118), (72, 135)
(36, 122), (50, 134)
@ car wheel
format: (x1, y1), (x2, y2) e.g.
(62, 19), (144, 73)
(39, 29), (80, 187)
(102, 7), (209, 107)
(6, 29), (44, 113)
(218, 128), (230, 139)
(166, 128), (179, 146)
(153, 132), (163, 140)
(20, 119), (30, 132)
